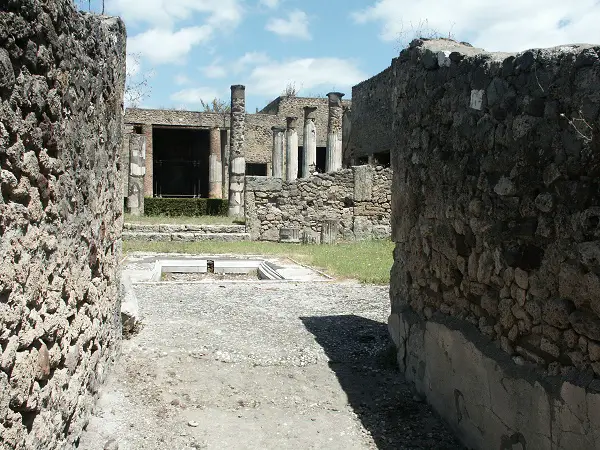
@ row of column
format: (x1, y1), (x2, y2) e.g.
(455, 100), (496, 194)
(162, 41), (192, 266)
(134, 86), (345, 218)
(271, 92), (344, 180)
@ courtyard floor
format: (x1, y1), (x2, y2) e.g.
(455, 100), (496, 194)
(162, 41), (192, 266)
(77, 275), (461, 449)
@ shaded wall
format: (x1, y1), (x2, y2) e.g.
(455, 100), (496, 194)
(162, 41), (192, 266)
(351, 67), (394, 159)
(0, 2), (125, 448)
(379, 39), (600, 448)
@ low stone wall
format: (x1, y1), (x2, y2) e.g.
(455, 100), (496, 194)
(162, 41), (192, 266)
(245, 166), (391, 242)
(0, 2), (125, 448)
(378, 39), (600, 447)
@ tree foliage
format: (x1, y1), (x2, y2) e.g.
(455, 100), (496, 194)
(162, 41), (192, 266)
(200, 98), (231, 113)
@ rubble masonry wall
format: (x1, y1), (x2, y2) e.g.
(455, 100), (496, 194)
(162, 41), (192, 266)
(245, 166), (391, 242)
(0, 1), (125, 448)
(381, 39), (600, 448)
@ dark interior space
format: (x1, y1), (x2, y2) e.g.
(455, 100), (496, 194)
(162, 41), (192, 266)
(301, 315), (463, 450)
(316, 147), (326, 173)
(357, 155), (369, 165)
(246, 163), (267, 176)
(153, 127), (209, 197)
(298, 146), (304, 178)
(373, 151), (391, 167)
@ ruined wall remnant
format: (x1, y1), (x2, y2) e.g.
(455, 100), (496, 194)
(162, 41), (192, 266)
(374, 39), (600, 448)
(245, 166), (391, 242)
(0, 1), (125, 448)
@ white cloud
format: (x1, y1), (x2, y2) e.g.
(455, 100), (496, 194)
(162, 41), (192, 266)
(352, 0), (600, 52)
(174, 74), (191, 85)
(170, 87), (221, 106)
(126, 53), (140, 77)
(202, 60), (228, 78)
(238, 52), (270, 69)
(265, 10), (311, 40)
(107, 0), (244, 29)
(128, 26), (212, 64)
(245, 57), (366, 96)
(260, 0), (280, 8)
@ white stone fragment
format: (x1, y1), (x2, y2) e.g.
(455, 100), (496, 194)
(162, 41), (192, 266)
(470, 89), (485, 110)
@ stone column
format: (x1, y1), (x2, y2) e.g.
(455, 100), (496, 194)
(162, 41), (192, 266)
(326, 92), (344, 173)
(286, 116), (299, 181)
(302, 106), (317, 178)
(271, 126), (285, 178)
(228, 85), (246, 218)
(127, 134), (146, 216)
(321, 219), (339, 245)
(208, 127), (222, 199)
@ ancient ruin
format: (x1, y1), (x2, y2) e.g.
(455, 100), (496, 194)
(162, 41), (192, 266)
(0, 1), (125, 447)
(3, 0), (600, 447)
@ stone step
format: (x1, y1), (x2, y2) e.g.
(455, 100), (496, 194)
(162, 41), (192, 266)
(123, 231), (250, 242)
(123, 223), (246, 234)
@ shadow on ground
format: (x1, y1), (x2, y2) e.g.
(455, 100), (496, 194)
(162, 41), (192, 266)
(301, 315), (463, 450)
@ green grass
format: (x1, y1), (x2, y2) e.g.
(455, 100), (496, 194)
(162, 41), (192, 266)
(123, 240), (395, 284)
(124, 214), (243, 226)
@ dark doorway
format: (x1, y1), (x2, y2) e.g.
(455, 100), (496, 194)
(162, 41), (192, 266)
(316, 146), (326, 173)
(373, 151), (391, 168)
(153, 127), (209, 197)
(246, 163), (267, 176)
(298, 146), (304, 178)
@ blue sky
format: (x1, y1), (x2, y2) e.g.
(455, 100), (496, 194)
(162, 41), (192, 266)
(87, 0), (600, 112)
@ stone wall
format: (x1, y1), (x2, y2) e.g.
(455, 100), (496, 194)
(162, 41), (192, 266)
(0, 2), (125, 448)
(244, 113), (282, 165)
(125, 108), (229, 129)
(350, 67), (394, 158)
(379, 39), (600, 448)
(245, 166), (391, 242)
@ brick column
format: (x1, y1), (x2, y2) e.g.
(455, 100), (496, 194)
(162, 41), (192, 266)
(228, 85), (246, 218)
(271, 126), (285, 178)
(286, 116), (298, 181)
(209, 127), (222, 198)
(302, 106), (317, 178)
(142, 124), (153, 197)
(326, 92), (344, 173)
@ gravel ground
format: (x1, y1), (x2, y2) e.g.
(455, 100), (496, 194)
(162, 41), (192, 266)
(77, 279), (462, 450)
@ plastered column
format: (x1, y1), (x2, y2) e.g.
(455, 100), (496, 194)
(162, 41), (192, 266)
(222, 129), (230, 199)
(271, 126), (285, 178)
(286, 116), (299, 181)
(228, 85), (246, 218)
(326, 92), (344, 173)
(342, 107), (353, 167)
(208, 127), (222, 199)
(302, 106), (317, 178)
(127, 133), (146, 215)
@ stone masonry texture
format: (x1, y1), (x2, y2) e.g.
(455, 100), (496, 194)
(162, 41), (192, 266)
(245, 166), (391, 242)
(0, 1), (125, 448)
(351, 67), (394, 159)
(370, 38), (600, 448)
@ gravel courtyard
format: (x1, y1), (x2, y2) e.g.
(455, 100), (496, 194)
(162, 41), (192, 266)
(78, 278), (461, 449)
